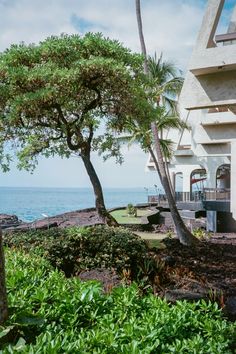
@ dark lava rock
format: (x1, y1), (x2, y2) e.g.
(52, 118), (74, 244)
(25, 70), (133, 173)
(4, 208), (105, 233)
(165, 289), (207, 303)
(79, 268), (122, 293)
(0, 214), (22, 229)
(163, 255), (176, 267)
(224, 296), (236, 321)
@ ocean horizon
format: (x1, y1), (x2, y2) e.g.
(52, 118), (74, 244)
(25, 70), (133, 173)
(0, 186), (158, 222)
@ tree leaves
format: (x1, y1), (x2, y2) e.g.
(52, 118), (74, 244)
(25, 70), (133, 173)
(0, 33), (146, 171)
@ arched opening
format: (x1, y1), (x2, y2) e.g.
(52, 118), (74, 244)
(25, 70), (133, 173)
(216, 164), (231, 189)
(190, 168), (207, 201)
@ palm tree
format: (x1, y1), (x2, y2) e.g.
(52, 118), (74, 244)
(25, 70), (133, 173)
(0, 228), (8, 324)
(135, 0), (197, 245)
(147, 54), (184, 196)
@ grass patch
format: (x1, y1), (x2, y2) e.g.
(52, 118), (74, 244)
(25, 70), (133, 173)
(110, 208), (150, 224)
(134, 231), (166, 240)
(145, 239), (166, 249)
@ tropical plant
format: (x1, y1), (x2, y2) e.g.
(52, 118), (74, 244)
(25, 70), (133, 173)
(0, 33), (150, 225)
(126, 203), (137, 217)
(4, 226), (149, 279)
(2, 249), (235, 352)
(0, 228), (8, 325)
(135, 0), (197, 245)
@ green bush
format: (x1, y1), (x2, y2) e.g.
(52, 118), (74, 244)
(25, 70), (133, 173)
(126, 203), (137, 217)
(1, 250), (235, 353)
(4, 226), (148, 278)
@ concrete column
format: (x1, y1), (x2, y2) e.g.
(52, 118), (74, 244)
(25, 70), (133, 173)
(231, 141), (236, 220)
(205, 163), (217, 189)
(182, 172), (191, 193)
(207, 211), (217, 232)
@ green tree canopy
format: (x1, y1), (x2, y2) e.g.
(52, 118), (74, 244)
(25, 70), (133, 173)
(0, 33), (152, 222)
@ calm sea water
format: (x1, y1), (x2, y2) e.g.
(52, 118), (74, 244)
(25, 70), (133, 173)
(0, 187), (152, 222)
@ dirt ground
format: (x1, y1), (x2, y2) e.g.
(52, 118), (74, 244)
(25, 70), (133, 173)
(159, 235), (236, 295)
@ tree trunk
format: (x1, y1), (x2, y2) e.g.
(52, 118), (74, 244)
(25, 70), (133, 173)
(135, 0), (148, 74)
(164, 157), (175, 197)
(81, 154), (117, 226)
(0, 228), (8, 324)
(151, 123), (197, 245)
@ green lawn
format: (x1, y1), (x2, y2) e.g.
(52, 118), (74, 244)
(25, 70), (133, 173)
(110, 208), (151, 224)
(134, 231), (167, 249)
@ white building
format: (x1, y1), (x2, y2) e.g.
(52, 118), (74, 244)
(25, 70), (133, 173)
(147, 0), (236, 232)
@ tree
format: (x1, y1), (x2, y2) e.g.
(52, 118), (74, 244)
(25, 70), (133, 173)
(0, 228), (8, 324)
(135, 0), (197, 245)
(0, 33), (149, 224)
(147, 54), (184, 196)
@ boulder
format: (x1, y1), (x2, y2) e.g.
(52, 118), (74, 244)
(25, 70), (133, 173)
(0, 214), (22, 229)
(224, 296), (236, 321)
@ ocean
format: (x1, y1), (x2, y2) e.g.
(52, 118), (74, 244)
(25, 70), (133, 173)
(0, 186), (153, 222)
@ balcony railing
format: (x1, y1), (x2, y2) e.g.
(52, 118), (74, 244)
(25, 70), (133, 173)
(202, 188), (230, 201)
(148, 191), (202, 204)
(148, 188), (230, 204)
(215, 32), (236, 45)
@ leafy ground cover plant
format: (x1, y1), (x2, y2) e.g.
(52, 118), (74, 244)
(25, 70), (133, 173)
(1, 249), (235, 353)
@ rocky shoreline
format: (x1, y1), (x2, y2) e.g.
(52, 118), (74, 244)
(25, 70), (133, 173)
(0, 209), (104, 232)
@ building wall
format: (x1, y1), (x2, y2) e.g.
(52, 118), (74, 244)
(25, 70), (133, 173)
(146, 0), (236, 228)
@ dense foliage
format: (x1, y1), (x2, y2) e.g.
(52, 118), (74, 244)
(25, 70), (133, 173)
(1, 250), (235, 353)
(4, 226), (148, 278)
(0, 33), (153, 221)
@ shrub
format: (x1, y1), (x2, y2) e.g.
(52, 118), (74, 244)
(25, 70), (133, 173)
(126, 203), (137, 217)
(193, 228), (212, 240)
(4, 226), (148, 278)
(1, 250), (236, 353)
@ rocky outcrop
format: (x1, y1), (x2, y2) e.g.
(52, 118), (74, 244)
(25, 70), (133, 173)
(3, 208), (104, 232)
(0, 214), (22, 229)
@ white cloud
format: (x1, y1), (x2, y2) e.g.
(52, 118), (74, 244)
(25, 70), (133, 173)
(0, 0), (207, 70)
(0, 0), (208, 188)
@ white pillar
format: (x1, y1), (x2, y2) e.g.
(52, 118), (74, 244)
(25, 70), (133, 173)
(231, 141), (236, 220)
(182, 172), (191, 193)
(205, 163), (217, 189)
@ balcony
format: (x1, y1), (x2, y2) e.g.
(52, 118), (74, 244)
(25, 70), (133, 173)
(203, 188), (230, 201)
(174, 145), (193, 157)
(148, 188), (230, 213)
(215, 32), (236, 46)
(201, 110), (236, 128)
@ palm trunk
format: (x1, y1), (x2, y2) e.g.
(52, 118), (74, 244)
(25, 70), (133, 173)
(148, 146), (162, 183)
(81, 154), (117, 226)
(164, 158), (175, 197)
(135, 0), (197, 246)
(151, 123), (197, 245)
(0, 228), (8, 324)
(149, 146), (174, 196)
(135, 0), (148, 74)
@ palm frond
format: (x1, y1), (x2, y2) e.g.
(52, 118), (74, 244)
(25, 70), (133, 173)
(157, 113), (190, 131)
(160, 138), (174, 159)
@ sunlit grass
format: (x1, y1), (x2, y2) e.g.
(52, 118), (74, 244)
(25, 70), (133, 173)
(110, 208), (151, 224)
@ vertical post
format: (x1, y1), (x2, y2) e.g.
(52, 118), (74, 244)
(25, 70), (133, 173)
(207, 211), (217, 232)
(0, 228), (8, 324)
(231, 141), (236, 220)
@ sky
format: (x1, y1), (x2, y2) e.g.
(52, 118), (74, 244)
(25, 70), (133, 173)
(0, 0), (234, 189)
